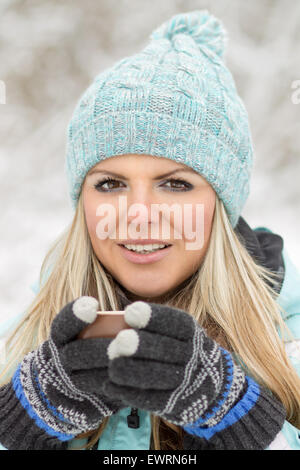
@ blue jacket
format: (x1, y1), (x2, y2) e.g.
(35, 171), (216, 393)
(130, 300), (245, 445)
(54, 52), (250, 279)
(0, 219), (300, 450)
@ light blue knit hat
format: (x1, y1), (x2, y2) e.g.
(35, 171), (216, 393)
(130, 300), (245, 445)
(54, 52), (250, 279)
(65, 10), (254, 228)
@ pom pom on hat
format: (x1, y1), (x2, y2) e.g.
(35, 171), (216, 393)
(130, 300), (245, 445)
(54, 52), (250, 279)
(150, 10), (228, 60)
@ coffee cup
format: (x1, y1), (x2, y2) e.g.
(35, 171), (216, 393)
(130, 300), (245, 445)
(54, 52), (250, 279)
(78, 311), (131, 339)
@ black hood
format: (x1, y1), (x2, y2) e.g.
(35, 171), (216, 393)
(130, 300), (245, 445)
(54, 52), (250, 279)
(234, 216), (285, 294)
(115, 215), (285, 306)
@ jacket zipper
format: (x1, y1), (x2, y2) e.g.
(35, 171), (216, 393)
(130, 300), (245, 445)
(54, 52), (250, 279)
(127, 407), (140, 428)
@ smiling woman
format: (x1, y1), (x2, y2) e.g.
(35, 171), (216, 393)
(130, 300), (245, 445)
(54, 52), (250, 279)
(0, 9), (300, 451)
(82, 154), (216, 303)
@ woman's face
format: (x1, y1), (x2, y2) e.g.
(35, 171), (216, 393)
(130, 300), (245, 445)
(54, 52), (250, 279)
(82, 154), (216, 302)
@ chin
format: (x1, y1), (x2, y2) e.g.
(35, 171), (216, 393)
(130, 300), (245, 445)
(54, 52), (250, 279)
(122, 284), (172, 301)
(130, 289), (168, 298)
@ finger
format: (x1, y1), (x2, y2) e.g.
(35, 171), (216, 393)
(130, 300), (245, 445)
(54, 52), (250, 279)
(108, 356), (183, 390)
(60, 337), (112, 371)
(103, 380), (171, 410)
(123, 301), (196, 340)
(107, 329), (192, 364)
(50, 296), (99, 346)
(70, 369), (109, 394)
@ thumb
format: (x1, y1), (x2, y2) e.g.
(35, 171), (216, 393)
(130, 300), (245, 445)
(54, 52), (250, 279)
(50, 296), (99, 347)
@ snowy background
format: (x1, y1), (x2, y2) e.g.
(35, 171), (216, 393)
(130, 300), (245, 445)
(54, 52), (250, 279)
(1, 0), (300, 322)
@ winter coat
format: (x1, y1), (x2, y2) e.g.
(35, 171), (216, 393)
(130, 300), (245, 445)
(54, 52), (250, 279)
(0, 217), (299, 450)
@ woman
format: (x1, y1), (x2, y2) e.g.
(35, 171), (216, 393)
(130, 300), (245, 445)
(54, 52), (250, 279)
(0, 10), (299, 450)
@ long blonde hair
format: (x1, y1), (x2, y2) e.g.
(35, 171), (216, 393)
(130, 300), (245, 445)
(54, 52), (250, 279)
(1, 193), (300, 450)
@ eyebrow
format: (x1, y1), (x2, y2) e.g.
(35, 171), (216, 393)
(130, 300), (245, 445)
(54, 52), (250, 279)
(87, 168), (199, 180)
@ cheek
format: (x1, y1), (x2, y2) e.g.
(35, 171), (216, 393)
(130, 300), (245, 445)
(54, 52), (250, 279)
(83, 191), (119, 244)
(83, 191), (100, 240)
(181, 191), (215, 245)
(203, 192), (216, 228)
(86, 212), (98, 241)
(180, 193), (215, 271)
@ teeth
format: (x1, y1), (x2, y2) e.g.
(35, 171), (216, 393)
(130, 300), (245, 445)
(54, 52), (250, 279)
(123, 243), (168, 253)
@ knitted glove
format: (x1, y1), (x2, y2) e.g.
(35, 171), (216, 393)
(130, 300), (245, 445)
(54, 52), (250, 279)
(0, 296), (125, 450)
(104, 301), (286, 450)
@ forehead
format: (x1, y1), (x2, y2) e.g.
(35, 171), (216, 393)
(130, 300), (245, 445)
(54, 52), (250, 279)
(88, 154), (201, 177)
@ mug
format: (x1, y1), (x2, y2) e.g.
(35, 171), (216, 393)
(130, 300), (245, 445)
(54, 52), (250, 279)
(78, 311), (131, 339)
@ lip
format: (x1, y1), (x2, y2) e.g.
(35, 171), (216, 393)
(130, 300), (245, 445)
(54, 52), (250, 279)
(117, 239), (172, 245)
(118, 244), (172, 264)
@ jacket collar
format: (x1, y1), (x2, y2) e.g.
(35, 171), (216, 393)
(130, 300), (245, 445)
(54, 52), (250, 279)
(234, 216), (285, 293)
(115, 216), (285, 306)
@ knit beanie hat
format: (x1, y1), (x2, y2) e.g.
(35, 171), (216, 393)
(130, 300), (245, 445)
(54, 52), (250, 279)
(65, 10), (254, 228)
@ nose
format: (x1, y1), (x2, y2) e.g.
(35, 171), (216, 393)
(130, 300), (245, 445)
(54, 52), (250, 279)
(116, 181), (179, 242)
(125, 184), (159, 226)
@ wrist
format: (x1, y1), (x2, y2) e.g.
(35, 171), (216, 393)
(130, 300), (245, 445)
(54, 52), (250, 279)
(12, 363), (77, 441)
(182, 377), (286, 450)
(0, 380), (71, 449)
(190, 346), (247, 427)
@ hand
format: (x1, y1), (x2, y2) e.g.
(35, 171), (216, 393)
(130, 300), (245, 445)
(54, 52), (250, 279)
(13, 297), (125, 440)
(103, 301), (246, 427)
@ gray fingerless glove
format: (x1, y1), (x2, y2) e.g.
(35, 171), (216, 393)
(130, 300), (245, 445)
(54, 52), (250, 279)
(104, 301), (286, 449)
(0, 297), (124, 450)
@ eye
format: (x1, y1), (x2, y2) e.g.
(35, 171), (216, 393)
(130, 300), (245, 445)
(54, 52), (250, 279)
(93, 177), (193, 192)
(163, 178), (192, 191)
(94, 177), (124, 192)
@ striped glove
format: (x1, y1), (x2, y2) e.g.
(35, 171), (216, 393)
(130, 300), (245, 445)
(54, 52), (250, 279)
(0, 296), (124, 450)
(104, 301), (286, 449)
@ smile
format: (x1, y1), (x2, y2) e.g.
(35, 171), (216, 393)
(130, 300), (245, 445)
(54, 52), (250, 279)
(118, 244), (172, 264)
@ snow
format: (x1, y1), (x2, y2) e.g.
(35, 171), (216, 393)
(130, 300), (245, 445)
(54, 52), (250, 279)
(0, 0), (299, 322)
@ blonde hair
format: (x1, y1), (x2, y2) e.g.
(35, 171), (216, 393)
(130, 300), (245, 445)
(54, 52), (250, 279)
(1, 192), (300, 450)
